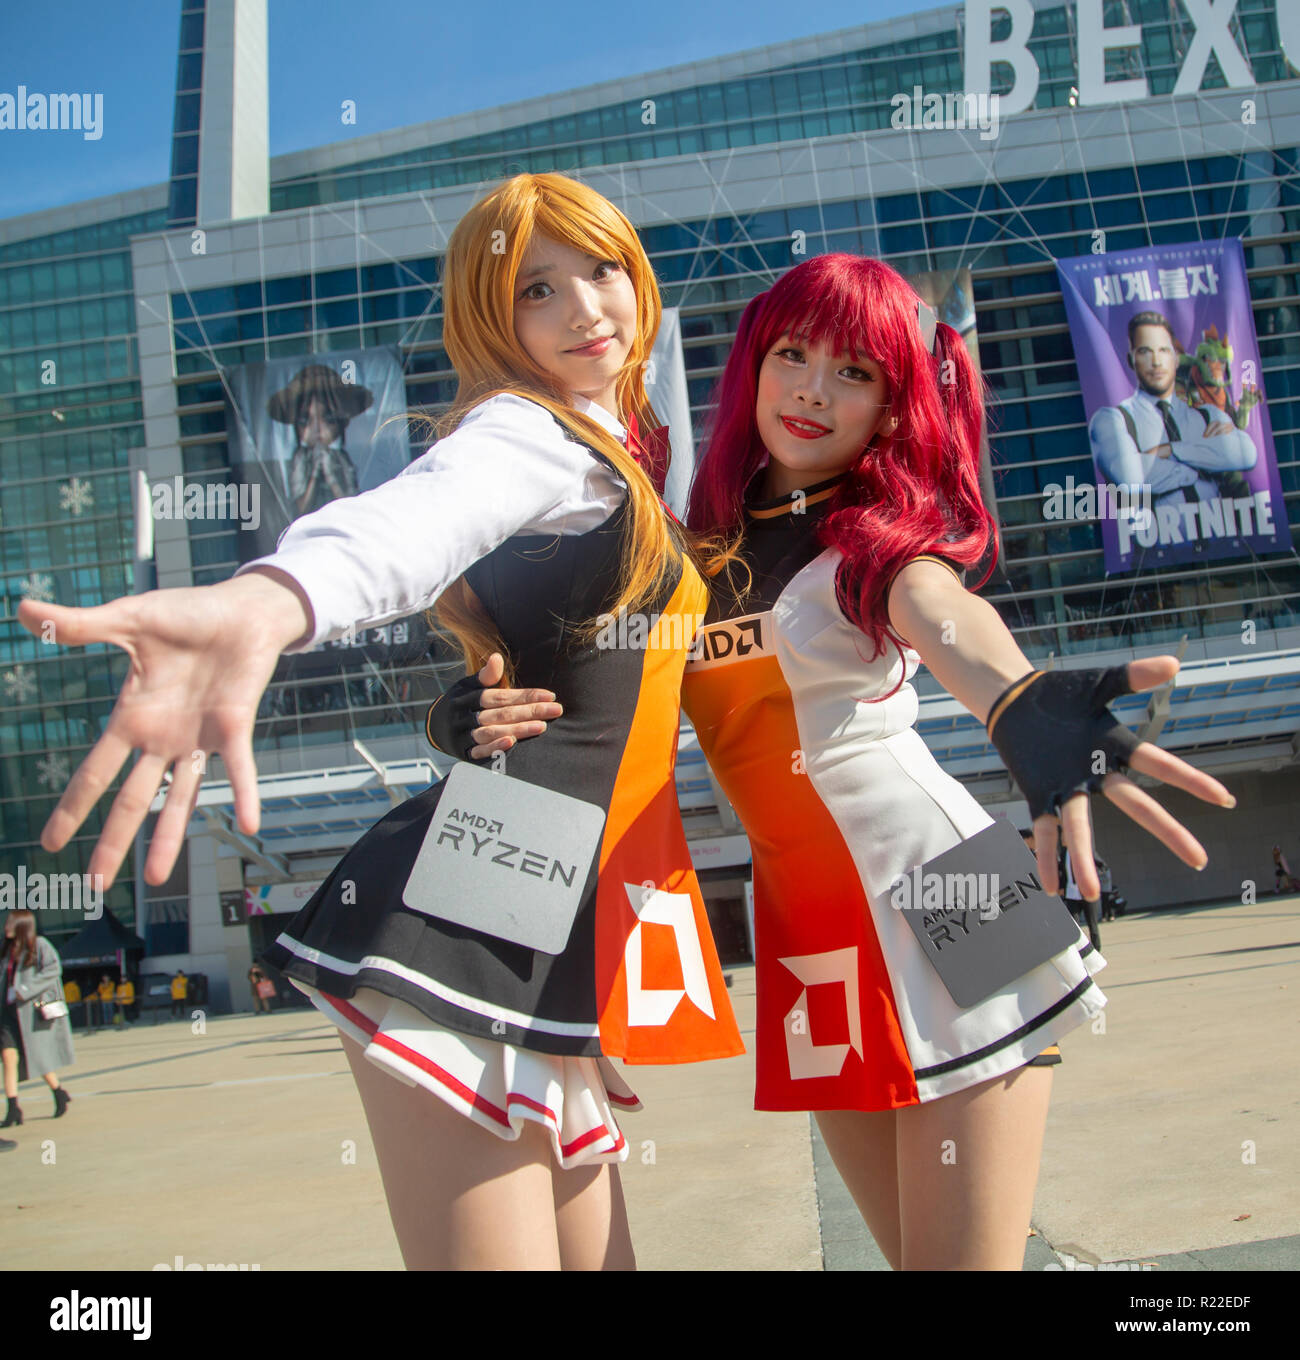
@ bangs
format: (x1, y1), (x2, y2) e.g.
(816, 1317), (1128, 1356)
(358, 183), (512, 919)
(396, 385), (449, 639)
(762, 284), (889, 373)
(531, 194), (633, 275)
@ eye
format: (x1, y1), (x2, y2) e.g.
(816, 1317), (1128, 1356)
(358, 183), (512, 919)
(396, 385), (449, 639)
(593, 260), (622, 280)
(840, 366), (874, 382)
(518, 281), (552, 302)
(775, 346), (804, 363)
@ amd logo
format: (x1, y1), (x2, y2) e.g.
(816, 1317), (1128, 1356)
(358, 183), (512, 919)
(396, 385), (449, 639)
(965, 0), (1300, 114)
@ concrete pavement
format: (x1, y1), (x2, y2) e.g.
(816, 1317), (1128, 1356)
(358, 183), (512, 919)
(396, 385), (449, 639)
(0, 897), (1293, 1271)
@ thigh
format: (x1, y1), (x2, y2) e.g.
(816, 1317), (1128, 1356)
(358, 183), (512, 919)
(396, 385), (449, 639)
(812, 1108), (903, 1271)
(340, 1032), (562, 1270)
(551, 1160), (636, 1271)
(896, 1064), (1054, 1270)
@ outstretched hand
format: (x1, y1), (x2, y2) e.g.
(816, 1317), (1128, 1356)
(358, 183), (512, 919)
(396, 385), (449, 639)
(17, 572), (309, 890)
(990, 656), (1235, 901)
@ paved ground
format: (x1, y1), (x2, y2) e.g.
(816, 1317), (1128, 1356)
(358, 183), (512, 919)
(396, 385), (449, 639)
(0, 897), (1293, 1271)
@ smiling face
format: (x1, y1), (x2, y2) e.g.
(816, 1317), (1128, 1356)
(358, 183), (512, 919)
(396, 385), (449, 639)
(511, 233), (638, 416)
(755, 333), (895, 498)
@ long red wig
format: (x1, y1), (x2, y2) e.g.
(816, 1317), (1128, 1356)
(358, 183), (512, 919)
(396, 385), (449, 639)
(686, 253), (996, 660)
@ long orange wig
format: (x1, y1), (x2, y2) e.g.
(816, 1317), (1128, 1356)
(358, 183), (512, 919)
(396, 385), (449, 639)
(421, 173), (688, 676)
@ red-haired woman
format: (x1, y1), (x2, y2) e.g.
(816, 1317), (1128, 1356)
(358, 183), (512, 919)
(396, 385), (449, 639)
(453, 252), (1236, 1269)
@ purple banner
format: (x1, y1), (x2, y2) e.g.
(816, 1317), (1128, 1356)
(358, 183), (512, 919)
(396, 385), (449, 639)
(1056, 239), (1286, 572)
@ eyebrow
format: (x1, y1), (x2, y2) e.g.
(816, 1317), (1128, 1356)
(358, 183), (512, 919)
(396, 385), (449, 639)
(780, 334), (873, 362)
(518, 252), (606, 283)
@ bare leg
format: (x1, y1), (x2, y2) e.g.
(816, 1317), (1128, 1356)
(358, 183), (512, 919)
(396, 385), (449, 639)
(895, 1064), (1054, 1270)
(43, 1071), (61, 1090)
(340, 1032), (563, 1270)
(552, 1159), (636, 1271)
(1, 1048), (18, 1099)
(813, 1108), (903, 1270)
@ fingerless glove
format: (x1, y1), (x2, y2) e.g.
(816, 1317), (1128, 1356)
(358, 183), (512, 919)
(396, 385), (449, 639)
(424, 675), (484, 759)
(986, 667), (1140, 819)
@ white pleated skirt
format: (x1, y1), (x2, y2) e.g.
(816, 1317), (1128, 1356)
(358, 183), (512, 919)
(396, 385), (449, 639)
(292, 979), (642, 1169)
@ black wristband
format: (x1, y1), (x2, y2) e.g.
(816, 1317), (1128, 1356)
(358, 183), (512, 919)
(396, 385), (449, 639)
(425, 674), (484, 759)
(987, 665), (1141, 819)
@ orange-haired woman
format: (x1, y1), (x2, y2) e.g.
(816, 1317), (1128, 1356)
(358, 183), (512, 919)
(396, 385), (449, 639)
(19, 173), (742, 1269)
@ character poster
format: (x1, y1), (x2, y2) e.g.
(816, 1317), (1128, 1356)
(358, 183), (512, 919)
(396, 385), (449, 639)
(1056, 239), (1286, 572)
(224, 346), (428, 672)
(225, 346), (410, 564)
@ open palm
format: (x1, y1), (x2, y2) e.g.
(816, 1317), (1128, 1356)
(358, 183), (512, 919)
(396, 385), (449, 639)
(17, 576), (303, 889)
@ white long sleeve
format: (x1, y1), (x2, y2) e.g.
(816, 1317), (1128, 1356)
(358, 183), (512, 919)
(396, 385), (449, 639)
(233, 393), (627, 652)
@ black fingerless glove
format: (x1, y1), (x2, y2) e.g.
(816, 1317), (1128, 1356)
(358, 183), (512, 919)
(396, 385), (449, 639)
(985, 667), (1141, 819)
(425, 674), (483, 759)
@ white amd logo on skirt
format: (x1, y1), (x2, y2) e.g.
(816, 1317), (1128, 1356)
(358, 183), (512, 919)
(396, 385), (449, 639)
(622, 884), (715, 1027)
(779, 947), (862, 1080)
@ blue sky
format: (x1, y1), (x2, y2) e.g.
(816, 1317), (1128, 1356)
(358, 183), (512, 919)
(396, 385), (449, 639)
(0, 0), (937, 220)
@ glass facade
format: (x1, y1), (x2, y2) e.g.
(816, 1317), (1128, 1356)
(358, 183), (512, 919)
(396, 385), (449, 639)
(158, 142), (1300, 785)
(172, 148), (1300, 661)
(0, 206), (168, 942)
(268, 0), (1291, 212)
(166, 0), (205, 227)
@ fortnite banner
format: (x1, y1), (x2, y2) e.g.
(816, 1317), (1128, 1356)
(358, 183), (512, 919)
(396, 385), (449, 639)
(1056, 240), (1286, 572)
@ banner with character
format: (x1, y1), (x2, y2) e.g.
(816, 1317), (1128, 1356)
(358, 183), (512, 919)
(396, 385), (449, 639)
(225, 346), (429, 680)
(1056, 239), (1286, 572)
(224, 346), (410, 563)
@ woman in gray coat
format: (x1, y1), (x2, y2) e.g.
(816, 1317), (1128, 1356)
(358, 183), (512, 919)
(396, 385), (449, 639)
(1, 910), (74, 1125)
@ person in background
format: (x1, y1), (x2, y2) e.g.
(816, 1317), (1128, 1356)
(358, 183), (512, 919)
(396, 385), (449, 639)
(1, 911), (75, 1124)
(115, 975), (135, 1026)
(249, 963), (274, 1014)
(1063, 847), (1102, 952)
(94, 974), (115, 1028)
(1271, 845), (1299, 894)
(63, 977), (84, 1030)
(1096, 855), (1116, 923)
(170, 970), (188, 1019)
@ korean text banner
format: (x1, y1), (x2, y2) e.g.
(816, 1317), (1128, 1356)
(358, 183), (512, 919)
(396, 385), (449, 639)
(224, 346), (410, 566)
(1056, 239), (1285, 572)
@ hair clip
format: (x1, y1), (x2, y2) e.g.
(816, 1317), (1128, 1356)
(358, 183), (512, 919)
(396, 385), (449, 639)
(916, 298), (938, 355)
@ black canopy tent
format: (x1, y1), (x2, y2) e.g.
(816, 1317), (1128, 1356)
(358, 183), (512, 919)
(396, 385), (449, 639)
(57, 907), (147, 968)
